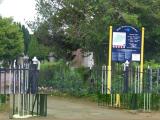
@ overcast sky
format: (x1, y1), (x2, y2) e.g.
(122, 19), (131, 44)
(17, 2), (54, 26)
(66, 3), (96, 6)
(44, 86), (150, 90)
(0, 0), (36, 32)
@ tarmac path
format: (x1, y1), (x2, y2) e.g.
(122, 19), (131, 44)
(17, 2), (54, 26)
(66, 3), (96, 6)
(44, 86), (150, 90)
(0, 95), (160, 120)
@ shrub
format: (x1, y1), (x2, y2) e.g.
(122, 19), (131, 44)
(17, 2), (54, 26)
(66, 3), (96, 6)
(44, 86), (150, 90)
(39, 61), (96, 97)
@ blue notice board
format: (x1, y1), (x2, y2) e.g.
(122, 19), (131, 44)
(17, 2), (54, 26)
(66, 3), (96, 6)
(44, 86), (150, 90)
(112, 26), (141, 62)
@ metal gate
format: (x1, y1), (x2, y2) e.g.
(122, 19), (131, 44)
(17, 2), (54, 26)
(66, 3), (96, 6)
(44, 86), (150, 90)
(0, 64), (47, 119)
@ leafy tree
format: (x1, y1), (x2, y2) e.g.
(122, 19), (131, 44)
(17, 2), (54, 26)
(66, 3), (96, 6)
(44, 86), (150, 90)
(28, 35), (49, 60)
(0, 17), (24, 62)
(34, 0), (160, 63)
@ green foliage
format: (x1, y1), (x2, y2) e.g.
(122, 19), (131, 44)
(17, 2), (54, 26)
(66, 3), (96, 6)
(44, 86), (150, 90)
(21, 25), (30, 54)
(28, 35), (49, 60)
(33, 0), (160, 63)
(39, 61), (96, 97)
(0, 95), (8, 111)
(0, 17), (24, 61)
(0, 95), (6, 103)
(144, 60), (160, 69)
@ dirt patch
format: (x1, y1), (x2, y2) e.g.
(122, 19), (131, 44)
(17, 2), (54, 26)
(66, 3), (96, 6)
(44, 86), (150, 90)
(0, 95), (160, 120)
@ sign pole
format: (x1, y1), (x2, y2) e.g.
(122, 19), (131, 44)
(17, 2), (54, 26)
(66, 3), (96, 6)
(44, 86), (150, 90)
(107, 26), (112, 94)
(140, 27), (145, 93)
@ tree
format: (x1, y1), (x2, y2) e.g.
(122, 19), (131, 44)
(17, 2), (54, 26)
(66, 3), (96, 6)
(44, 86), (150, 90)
(21, 25), (30, 55)
(34, 0), (160, 63)
(28, 35), (49, 60)
(0, 17), (24, 62)
(34, 0), (102, 61)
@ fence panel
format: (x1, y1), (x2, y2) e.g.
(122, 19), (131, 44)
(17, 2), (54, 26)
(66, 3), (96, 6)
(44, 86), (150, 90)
(96, 65), (160, 111)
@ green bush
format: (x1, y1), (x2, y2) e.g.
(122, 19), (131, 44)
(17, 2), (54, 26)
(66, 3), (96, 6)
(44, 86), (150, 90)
(0, 95), (6, 103)
(144, 60), (160, 69)
(0, 95), (7, 111)
(39, 61), (96, 97)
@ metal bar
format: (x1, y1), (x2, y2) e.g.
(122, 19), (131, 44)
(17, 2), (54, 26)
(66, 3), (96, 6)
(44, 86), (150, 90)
(0, 68), (1, 93)
(45, 95), (47, 116)
(37, 95), (39, 115)
(19, 65), (20, 93)
(156, 69), (159, 94)
(13, 94), (15, 115)
(144, 93), (145, 111)
(9, 66), (11, 93)
(137, 67), (139, 93)
(104, 66), (107, 94)
(9, 94), (13, 119)
(22, 94), (24, 116)
(149, 93), (151, 112)
(4, 68), (6, 94)
(101, 66), (104, 94)
(28, 94), (30, 115)
(18, 94), (20, 115)
(149, 68), (152, 93)
(32, 94), (38, 115)
(13, 68), (15, 94)
(135, 67), (137, 94)
(20, 65), (22, 93)
(24, 69), (26, 93)
(147, 93), (148, 111)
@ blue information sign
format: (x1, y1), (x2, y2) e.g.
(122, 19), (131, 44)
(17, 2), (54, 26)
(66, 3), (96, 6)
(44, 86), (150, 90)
(112, 26), (141, 62)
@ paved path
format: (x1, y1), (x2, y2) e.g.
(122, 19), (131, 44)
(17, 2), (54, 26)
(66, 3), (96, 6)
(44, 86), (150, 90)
(0, 95), (160, 120)
(46, 96), (160, 120)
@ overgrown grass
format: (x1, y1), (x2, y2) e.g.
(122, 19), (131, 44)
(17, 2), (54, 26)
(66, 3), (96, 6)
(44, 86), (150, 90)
(0, 95), (9, 112)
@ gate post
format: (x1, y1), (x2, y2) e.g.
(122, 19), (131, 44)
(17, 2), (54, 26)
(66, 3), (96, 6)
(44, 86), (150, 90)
(39, 94), (47, 116)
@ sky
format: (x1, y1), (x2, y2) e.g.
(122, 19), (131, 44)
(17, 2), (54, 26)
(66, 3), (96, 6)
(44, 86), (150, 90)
(0, 0), (36, 33)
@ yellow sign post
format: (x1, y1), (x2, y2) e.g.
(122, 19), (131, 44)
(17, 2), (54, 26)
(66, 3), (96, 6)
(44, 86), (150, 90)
(140, 27), (145, 93)
(107, 26), (113, 94)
